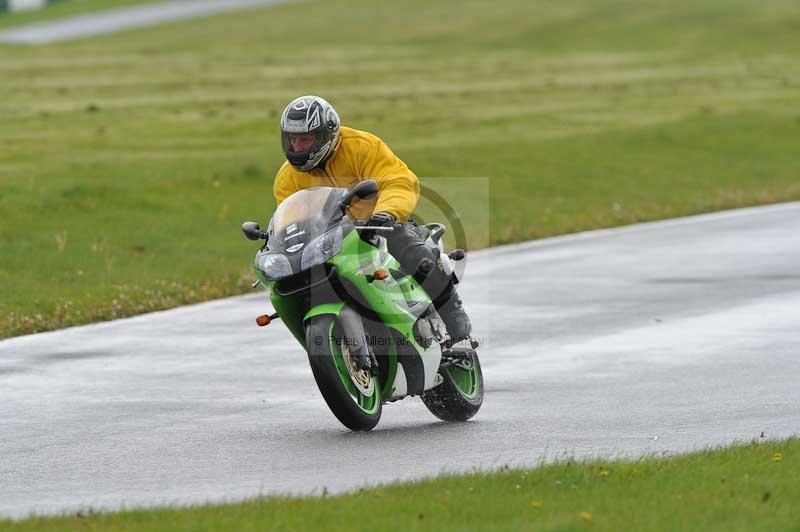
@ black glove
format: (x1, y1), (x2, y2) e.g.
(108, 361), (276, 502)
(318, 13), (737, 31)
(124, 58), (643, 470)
(361, 212), (396, 243)
(368, 212), (396, 227)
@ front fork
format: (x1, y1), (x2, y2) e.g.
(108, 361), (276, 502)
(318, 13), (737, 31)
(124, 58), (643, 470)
(335, 305), (377, 371)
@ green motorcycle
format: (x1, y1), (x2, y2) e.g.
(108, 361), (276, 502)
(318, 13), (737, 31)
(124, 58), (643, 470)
(242, 179), (483, 431)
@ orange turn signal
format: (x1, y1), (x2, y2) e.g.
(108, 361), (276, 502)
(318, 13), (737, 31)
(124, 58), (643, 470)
(372, 269), (389, 281)
(256, 314), (271, 326)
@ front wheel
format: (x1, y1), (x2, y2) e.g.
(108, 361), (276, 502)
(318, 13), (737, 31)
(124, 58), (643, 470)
(305, 314), (382, 431)
(421, 350), (484, 421)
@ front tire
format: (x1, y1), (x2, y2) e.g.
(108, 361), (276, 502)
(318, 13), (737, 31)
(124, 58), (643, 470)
(421, 351), (484, 421)
(305, 315), (382, 431)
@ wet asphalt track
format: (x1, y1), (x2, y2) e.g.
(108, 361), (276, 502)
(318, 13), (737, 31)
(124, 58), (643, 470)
(1, 203), (799, 518)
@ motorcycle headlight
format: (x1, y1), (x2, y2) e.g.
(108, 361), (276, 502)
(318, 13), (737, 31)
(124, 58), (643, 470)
(255, 251), (293, 280)
(301, 226), (343, 270)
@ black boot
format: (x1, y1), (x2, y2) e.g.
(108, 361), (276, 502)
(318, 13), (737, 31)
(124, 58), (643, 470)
(435, 287), (472, 344)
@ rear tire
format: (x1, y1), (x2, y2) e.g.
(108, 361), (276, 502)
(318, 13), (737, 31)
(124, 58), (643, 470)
(305, 315), (382, 431)
(421, 351), (484, 421)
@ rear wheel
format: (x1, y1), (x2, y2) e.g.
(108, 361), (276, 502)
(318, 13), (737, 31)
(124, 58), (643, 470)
(305, 315), (382, 431)
(421, 351), (483, 421)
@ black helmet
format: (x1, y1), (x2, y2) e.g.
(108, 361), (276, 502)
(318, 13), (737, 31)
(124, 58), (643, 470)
(280, 95), (340, 172)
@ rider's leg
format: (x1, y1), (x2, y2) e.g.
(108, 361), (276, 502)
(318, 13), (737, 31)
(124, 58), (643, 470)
(430, 283), (472, 344)
(385, 222), (472, 343)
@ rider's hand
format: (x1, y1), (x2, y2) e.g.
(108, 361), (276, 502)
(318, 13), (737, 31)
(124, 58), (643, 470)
(361, 212), (395, 244)
(368, 212), (396, 227)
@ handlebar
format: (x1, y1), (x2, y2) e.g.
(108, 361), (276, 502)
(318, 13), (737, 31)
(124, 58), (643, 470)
(353, 225), (396, 232)
(244, 220), (396, 243)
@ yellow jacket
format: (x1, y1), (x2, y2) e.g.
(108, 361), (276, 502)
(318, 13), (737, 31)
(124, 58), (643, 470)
(273, 126), (420, 222)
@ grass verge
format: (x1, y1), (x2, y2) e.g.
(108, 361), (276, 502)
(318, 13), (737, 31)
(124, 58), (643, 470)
(2, 0), (800, 338)
(3, 438), (797, 531)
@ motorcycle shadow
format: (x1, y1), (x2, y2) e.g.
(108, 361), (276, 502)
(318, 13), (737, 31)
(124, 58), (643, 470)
(333, 417), (488, 440)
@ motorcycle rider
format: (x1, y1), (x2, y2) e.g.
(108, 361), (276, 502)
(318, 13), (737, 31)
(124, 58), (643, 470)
(272, 95), (472, 343)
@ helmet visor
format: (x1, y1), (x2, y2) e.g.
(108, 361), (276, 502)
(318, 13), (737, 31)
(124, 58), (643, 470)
(282, 131), (325, 156)
(281, 128), (334, 170)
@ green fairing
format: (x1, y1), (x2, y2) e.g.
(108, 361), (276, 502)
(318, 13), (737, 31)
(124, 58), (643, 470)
(260, 229), (433, 400)
(268, 288), (307, 345)
(334, 230), (430, 328)
(334, 230), (428, 399)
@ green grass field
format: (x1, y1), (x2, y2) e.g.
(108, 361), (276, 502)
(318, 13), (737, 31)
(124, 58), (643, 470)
(3, 438), (796, 531)
(2, 0), (800, 337)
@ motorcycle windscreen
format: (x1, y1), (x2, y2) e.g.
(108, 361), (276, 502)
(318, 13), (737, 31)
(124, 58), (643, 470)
(272, 188), (332, 235)
(261, 187), (349, 277)
(271, 187), (345, 245)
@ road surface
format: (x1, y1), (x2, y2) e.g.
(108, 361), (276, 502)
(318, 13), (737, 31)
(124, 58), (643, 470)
(1, 203), (799, 518)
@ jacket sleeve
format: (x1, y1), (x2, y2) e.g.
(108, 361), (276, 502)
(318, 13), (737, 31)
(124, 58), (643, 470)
(361, 140), (420, 222)
(273, 165), (299, 206)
